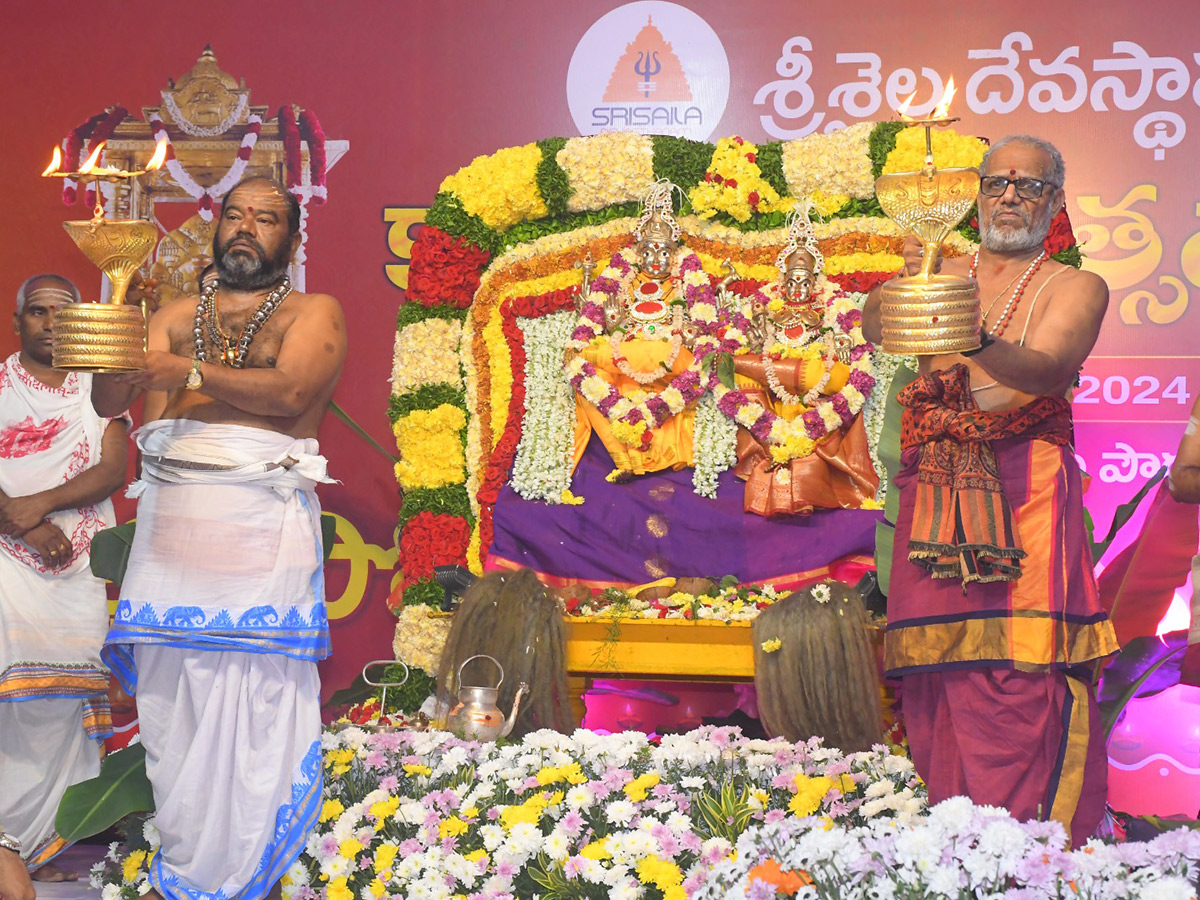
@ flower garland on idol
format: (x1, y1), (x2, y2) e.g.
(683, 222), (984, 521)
(715, 236), (877, 464)
(148, 112), (263, 221)
(161, 90), (248, 138)
(564, 245), (724, 451)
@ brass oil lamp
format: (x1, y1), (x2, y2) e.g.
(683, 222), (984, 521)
(41, 139), (167, 371)
(875, 79), (981, 355)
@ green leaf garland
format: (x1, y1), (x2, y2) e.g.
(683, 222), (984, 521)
(535, 137), (570, 218)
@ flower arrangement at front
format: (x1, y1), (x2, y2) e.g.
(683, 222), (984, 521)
(566, 580), (787, 622)
(718, 276), (877, 465)
(564, 246), (728, 453)
(698, 796), (1200, 899)
(281, 727), (925, 900)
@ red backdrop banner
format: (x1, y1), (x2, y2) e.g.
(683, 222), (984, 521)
(4, 0), (1199, 697)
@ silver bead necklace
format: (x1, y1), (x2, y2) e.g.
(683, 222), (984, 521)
(193, 276), (292, 368)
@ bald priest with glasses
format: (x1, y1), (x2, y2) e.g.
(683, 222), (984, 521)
(863, 135), (1118, 846)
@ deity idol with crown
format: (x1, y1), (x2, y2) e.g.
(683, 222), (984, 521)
(563, 182), (724, 481)
(723, 209), (880, 517)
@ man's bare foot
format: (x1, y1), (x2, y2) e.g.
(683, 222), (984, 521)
(32, 862), (78, 882)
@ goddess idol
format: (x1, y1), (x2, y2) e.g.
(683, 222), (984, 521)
(563, 181), (723, 480)
(725, 209), (879, 516)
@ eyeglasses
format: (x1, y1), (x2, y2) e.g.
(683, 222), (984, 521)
(979, 175), (1058, 200)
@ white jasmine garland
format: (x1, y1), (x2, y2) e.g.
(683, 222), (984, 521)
(460, 311), (482, 520)
(510, 311), (577, 502)
(692, 393), (737, 498)
(861, 348), (918, 502)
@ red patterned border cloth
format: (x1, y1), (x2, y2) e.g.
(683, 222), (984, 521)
(898, 365), (1073, 587)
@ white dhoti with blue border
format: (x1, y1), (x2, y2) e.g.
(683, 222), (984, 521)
(102, 419), (333, 900)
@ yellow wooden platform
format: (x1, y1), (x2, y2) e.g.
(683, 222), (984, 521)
(564, 617), (754, 724)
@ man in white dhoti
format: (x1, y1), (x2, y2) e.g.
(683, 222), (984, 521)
(93, 177), (346, 900)
(0, 274), (129, 879)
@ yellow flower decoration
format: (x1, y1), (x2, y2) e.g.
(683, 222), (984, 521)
(440, 143), (548, 231)
(789, 773), (833, 817)
(637, 855), (684, 890)
(760, 638), (782, 653)
(326, 877), (354, 900)
(579, 838), (611, 861)
(122, 850), (147, 884)
(881, 127), (988, 176)
(690, 136), (794, 222)
(320, 799), (345, 823)
(809, 188), (849, 217)
(822, 251), (904, 275)
(374, 843), (399, 874)
(499, 803), (541, 829)
(438, 816), (470, 838)
(611, 418), (648, 448)
(768, 434), (817, 465)
(624, 771), (661, 802)
(393, 404), (467, 490)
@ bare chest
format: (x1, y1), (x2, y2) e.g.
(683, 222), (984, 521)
(172, 298), (298, 369)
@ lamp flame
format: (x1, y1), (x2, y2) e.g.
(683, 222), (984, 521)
(897, 92), (918, 119)
(78, 142), (106, 175)
(146, 138), (168, 171)
(933, 77), (957, 118)
(41, 145), (62, 177)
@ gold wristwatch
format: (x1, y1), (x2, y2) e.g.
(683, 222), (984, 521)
(185, 359), (204, 391)
(0, 831), (20, 853)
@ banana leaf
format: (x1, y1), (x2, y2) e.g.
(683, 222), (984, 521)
(90, 512), (339, 585)
(55, 744), (154, 841)
(330, 400), (398, 464)
(1097, 631), (1187, 740)
(1088, 467), (1168, 565)
(1096, 480), (1198, 645)
(89, 523), (136, 583)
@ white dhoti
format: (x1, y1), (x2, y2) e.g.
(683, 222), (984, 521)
(0, 354), (118, 867)
(0, 698), (101, 866)
(102, 419), (333, 900)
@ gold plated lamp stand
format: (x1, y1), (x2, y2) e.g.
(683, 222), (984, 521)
(875, 89), (981, 355)
(41, 140), (166, 371)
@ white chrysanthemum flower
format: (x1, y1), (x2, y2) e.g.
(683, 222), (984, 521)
(605, 799), (637, 826)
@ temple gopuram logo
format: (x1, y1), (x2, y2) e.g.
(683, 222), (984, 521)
(567, 1), (729, 141)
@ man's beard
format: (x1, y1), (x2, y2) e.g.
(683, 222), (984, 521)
(980, 203), (1054, 254)
(213, 234), (291, 291)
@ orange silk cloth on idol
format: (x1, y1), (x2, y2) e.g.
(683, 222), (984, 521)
(732, 358), (879, 517)
(573, 340), (696, 475)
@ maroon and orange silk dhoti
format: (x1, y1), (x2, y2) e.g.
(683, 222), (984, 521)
(886, 366), (1118, 845)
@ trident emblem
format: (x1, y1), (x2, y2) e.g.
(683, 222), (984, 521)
(635, 50), (661, 99)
